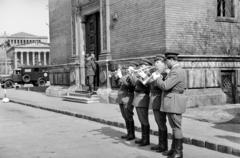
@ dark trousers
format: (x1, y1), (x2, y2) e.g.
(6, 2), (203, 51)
(119, 104), (134, 122)
(167, 113), (183, 139)
(153, 110), (167, 131)
(87, 75), (94, 91)
(136, 107), (149, 126)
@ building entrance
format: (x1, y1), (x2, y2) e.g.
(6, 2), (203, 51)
(85, 12), (100, 90)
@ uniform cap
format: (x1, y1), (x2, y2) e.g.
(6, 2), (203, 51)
(154, 54), (165, 62)
(128, 61), (139, 67)
(139, 58), (152, 66)
(164, 52), (179, 59)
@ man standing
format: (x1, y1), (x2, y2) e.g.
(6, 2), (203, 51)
(149, 55), (168, 153)
(152, 52), (186, 158)
(116, 62), (137, 141)
(130, 59), (151, 146)
(85, 53), (97, 93)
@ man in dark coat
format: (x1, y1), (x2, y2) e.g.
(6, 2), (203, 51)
(129, 59), (152, 146)
(85, 53), (97, 93)
(116, 62), (138, 140)
(149, 55), (169, 153)
(152, 52), (187, 158)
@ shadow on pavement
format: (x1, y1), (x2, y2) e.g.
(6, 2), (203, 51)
(88, 126), (157, 152)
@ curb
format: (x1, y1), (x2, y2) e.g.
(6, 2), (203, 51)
(10, 99), (240, 157)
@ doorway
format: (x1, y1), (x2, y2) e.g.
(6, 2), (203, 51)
(221, 70), (237, 103)
(85, 12), (100, 90)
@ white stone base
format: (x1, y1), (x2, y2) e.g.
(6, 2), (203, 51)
(46, 85), (79, 97)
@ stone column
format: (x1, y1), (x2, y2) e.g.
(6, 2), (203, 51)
(32, 52), (35, 65)
(43, 52), (47, 65)
(14, 52), (18, 69)
(20, 52), (24, 65)
(26, 52), (29, 65)
(38, 52), (41, 65)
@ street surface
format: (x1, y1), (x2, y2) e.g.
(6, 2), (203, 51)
(0, 102), (237, 158)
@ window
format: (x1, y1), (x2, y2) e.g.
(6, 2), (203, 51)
(217, 0), (235, 18)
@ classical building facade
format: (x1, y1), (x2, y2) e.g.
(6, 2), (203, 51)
(0, 32), (49, 74)
(48, 0), (240, 105)
(7, 42), (50, 69)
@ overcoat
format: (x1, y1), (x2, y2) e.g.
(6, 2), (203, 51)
(154, 65), (187, 114)
(117, 75), (135, 106)
(86, 59), (96, 76)
(130, 75), (150, 108)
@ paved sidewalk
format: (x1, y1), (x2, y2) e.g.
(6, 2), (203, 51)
(1, 89), (240, 157)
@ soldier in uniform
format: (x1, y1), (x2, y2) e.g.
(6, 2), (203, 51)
(116, 62), (138, 141)
(85, 53), (97, 93)
(129, 59), (151, 146)
(152, 52), (187, 158)
(149, 55), (169, 153)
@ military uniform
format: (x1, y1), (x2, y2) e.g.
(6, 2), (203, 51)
(129, 65), (151, 146)
(117, 74), (135, 140)
(154, 52), (187, 158)
(149, 71), (168, 152)
(86, 58), (96, 92)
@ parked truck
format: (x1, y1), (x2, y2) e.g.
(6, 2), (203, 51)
(0, 66), (49, 88)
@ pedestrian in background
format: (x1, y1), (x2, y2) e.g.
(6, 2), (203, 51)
(85, 53), (97, 94)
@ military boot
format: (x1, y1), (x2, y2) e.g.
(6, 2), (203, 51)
(150, 129), (161, 150)
(168, 139), (183, 158)
(126, 120), (135, 141)
(162, 137), (175, 156)
(139, 125), (150, 146)
(121, 121), (129, 139)
(156, 130), (168, 153)
(135, 124), (144, 144)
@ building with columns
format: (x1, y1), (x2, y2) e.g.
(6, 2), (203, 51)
(7, 42), (50, 69)
(48, 0), (240, 106)
(0, 32), (50, 74)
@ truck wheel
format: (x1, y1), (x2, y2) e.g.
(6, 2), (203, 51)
(37, 78), (46, 87)
(4, 80), (13, 88)
(22, 74), (31, 83)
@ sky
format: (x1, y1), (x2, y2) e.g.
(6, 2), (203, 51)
(0, 0), (49, 37)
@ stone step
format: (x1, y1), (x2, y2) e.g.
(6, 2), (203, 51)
(62, 96), (100, 104)
(68, 92), (98, 98)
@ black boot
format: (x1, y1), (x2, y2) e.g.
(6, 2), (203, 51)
(139, 125), (150, 146)
(126, 121), (135, 141)
(156, 130), (168, 153)
(163, 137), (175, 156)
(150, 129), (161, 150)
(168, 139), (183, 158)
(121, 121), (129, 139)
(135, 124), (144, 144)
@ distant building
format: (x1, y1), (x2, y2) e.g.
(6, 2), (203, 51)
(0, 32), (50, 74)
(48, 0), (240, 105)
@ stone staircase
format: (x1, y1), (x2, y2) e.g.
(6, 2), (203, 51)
(62, 90), (100, 104)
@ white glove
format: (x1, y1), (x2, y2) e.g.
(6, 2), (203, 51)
(116, 69), (122, 78)
(138, 70), (147, 79)
(152, 72), (161, 80)
(128, 66), (134, 73)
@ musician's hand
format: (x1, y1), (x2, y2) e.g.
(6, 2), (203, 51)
(128, 66), (134, 73)
(152, 72), (161, 80)
(138, 70), (147, 79)
(116, 69), (122, 78)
